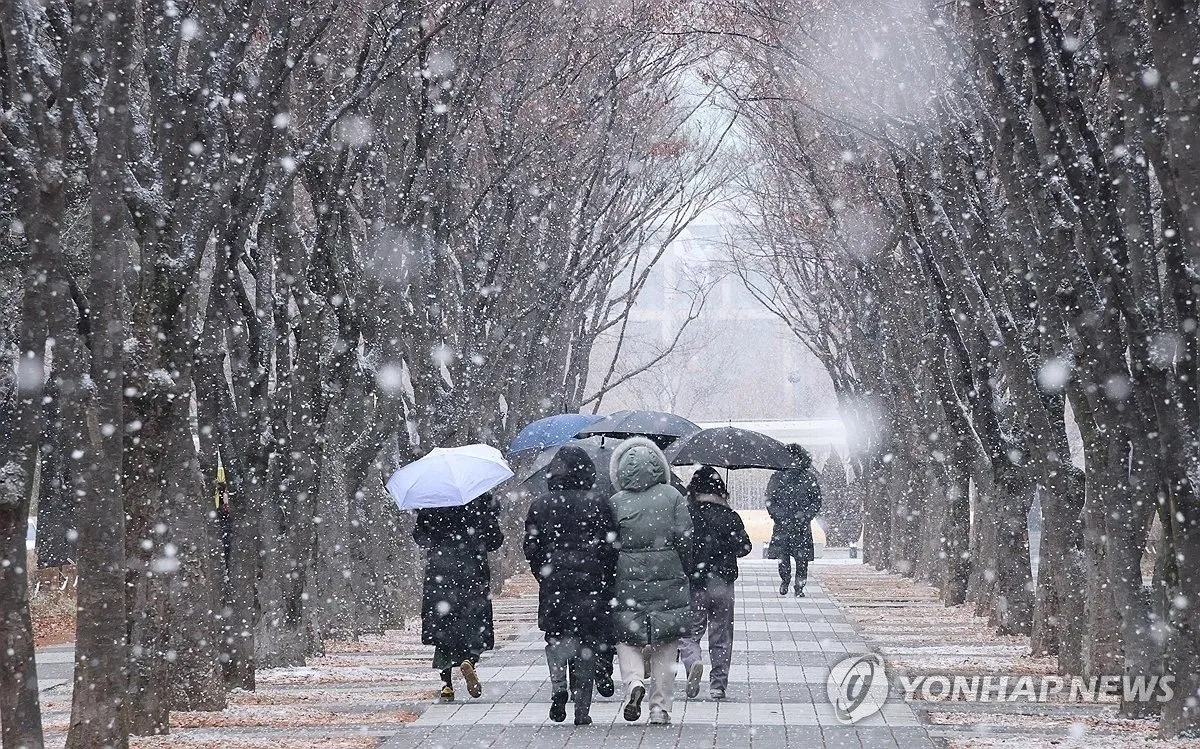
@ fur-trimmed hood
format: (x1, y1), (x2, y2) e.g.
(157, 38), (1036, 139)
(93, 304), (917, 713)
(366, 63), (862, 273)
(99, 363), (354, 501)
(609, 436), (670, 493)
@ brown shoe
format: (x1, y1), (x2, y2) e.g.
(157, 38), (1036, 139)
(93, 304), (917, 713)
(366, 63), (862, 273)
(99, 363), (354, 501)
(439, 685), (455, 703)
(460, 660), (482, 698)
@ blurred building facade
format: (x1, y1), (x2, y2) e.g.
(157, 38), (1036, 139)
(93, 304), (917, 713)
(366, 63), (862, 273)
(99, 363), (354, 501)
(586, 217), (839, 424)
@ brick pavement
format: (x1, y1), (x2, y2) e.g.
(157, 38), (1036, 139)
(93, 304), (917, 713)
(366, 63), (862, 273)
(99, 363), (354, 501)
(382, 559), (934, 748)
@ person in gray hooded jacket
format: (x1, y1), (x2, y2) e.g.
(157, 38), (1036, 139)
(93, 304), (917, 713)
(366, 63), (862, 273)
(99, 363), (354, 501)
(606, 437), (693, 725)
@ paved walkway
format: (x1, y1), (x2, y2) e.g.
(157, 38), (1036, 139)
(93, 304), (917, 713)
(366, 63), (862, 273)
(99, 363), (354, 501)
(384, 559), (932, 748)
(32, 644), (74, 689)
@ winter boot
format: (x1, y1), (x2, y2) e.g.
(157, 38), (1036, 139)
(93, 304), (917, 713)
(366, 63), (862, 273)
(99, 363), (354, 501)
(460, 660), (482, 698)
(595, 668), (615, 698)
(549, 691), (568, 723)
(686, 662), (704, 698)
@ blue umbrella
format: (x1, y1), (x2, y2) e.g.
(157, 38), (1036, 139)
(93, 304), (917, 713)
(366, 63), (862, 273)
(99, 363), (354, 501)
(508, 413), (604, 456)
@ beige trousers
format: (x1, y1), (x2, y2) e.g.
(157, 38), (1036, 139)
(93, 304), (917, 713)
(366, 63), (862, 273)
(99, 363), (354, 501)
(616, 640), (678, 715)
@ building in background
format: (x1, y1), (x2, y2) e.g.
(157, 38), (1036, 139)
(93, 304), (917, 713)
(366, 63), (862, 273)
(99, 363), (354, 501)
(586, 215), (839, 424)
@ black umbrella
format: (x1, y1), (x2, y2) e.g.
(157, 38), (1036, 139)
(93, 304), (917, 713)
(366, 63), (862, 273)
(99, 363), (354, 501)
(516, 436), (687, 498)
(516, 437), (617, 498)
(665, 426), (792, 470)
(575, 409), (701, 448)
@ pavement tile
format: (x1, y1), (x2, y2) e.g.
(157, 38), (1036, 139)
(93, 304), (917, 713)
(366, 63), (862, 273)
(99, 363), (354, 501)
(380, 562), (931, 748)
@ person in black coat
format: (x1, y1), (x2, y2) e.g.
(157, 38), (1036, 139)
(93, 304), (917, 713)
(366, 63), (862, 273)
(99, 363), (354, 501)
(523, 445), (618, 725)
(678, 467), (752, 700)
(766, 444), (823, 597)
(414, 492), (504, 702)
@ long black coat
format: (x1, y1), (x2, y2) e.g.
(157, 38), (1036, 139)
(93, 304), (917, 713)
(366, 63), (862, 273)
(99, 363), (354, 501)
(766, 467), (822, 561)
(523, 446), (618, 639)
(414, 493), (504, 653)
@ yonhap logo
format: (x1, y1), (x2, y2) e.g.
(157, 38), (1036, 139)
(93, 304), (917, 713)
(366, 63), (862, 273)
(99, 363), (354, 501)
(827, 653), (889, 724)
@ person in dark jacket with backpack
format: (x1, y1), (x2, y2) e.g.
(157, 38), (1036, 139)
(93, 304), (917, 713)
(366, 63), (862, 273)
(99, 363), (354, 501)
(766, 444), (823, 597)
(414, 492), (504, 703)
(523, 446), (619, 725)
(678, 467), (752, 700)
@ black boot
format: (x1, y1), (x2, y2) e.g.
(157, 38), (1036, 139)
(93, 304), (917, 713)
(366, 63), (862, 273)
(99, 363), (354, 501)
(550, 691), (568, 722)
(779, 579), (789, 596)
(595, 668), (614, 698)
(794, 583), (805, 597)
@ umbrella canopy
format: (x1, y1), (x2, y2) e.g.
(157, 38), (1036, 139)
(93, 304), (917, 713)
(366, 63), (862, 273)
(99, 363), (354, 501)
(508, 413), (605, 456)
(517, 437), (690, 498)
(386, 444), (514, 511)
(575, 409), (701, 448)
(517, 437), (616, 498)
(666, 426), (793, 470)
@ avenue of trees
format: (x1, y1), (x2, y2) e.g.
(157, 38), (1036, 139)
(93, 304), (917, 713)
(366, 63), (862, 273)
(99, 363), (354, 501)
(726, 0), (1200, 737)
(0, 1), (729, 746)
(4, 0), (1198, 746)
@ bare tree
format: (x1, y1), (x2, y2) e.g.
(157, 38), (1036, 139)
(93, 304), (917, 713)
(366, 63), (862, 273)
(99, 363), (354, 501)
(720, 0), (1199, 736)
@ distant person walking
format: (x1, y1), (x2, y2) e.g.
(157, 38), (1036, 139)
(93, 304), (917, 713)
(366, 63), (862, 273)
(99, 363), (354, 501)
(607, 437), (693, 725)
(523, 446), (619, 726)
(679, 467), (752, 701)
(766, 444), (823, 597)
(413, 493), (504, 702)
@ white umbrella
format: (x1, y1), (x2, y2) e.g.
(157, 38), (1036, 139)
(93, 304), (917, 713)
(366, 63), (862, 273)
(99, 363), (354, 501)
(385, 444), (514, 511)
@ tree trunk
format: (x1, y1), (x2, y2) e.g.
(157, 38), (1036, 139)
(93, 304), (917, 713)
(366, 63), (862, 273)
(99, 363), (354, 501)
(0, 496), (43, 749)
(163, 399), (226, 712)
(1160, 513), (1200, 736)
(1079, 449), (1124, 676)
(122, 402), (171, 736)
(66, 6), (133, 739)
(969, 469), (998, 618)
(34, 382), (75, 568)
(940, 448), (973, 606)
(0, 196), (56, 749)
(988, 468), (1035, 636)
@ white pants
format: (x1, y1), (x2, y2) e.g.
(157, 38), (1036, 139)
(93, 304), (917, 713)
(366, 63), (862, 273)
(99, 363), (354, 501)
(616, 641), (678, 715)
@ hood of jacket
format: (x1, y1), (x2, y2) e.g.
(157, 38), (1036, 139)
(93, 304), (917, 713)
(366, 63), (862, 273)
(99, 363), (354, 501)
(545, 445), (597, 491)
(787, 444), (813, 471)
(609, 436), (670, 493)
(687, 466), (727, 499)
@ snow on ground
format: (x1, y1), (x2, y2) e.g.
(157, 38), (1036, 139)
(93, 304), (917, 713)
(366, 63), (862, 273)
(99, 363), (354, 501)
(254, 665), (435, 686)
(817, 565), (1181, 747)
(38, 575), (541, 748)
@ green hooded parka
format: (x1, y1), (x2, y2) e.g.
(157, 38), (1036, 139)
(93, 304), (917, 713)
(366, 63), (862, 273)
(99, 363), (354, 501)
(606, 437), (693, 645)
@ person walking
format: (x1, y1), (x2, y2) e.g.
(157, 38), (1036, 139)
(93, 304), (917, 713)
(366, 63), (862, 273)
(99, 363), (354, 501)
(766, 444), (823, 597)
(607, 437), (693, 725)
(413, 492), (504, 702)
(679, 467), (753, 700)
(522, 446), (619, 725)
